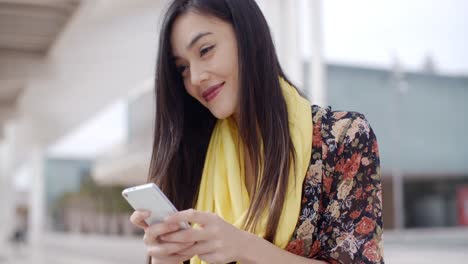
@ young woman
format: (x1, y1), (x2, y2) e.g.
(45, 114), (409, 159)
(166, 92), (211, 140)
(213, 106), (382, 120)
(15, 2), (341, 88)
(130, 0), (384, 263)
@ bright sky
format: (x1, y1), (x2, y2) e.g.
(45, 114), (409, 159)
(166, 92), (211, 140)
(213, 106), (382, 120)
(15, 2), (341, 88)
(301, 0), (468, 74)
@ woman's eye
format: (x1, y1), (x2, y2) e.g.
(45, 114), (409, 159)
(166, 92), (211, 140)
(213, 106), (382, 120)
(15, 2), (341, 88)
(200, 45), (215, 56)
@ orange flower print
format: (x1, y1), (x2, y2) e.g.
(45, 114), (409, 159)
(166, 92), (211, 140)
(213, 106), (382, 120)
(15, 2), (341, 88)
(309, 240), (321, 257)
(356, 217), (376, 235)
(363, 240), (382, 262)
(286, 239), (305, 256)
(313, 122), (322, 148)
(345, 153), (362, 179)
(336, 159), (344, 173)
(337, 143), (345, 156)
(336, 153), (362, 180)
(350, 210), (361, 219)
(355, 187), (363, 199)
(323, 176), (333, 194)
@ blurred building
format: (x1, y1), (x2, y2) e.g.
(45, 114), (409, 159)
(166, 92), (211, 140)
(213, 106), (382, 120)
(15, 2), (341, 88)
(0, 0), (467, 250)
(92, 62), (468, 231)
(325, 64), (468, 229)
(0, 0), (302, 242)
(44, 158), (91, 231)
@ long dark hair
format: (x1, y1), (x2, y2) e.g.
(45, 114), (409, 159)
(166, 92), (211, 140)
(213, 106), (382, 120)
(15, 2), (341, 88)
(148, 0), (300, 245)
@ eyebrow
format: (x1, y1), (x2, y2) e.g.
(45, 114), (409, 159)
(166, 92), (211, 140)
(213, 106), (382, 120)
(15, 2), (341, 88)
(186, 32), (213, 50)
(173, 32), (213, 60)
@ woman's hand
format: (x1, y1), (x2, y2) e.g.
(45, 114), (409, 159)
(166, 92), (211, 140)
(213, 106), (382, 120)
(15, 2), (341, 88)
(129, 210), (196, 264)
(161, 209), (252, 264)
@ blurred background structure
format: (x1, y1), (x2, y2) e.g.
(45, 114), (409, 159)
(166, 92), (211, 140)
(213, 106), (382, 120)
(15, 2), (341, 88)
(0, 0), (467, 263)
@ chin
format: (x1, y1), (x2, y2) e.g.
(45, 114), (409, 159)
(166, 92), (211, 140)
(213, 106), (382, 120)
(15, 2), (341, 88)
(210, 107), (234, 120)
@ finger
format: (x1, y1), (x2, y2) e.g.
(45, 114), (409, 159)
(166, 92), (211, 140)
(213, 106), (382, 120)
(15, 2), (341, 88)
(130, 210), (150, 229)
(176, 240), (217, 258)
(160, 228), (208, 243)
(147, 222), (181, 238)
(143, 232), (158, 245)
(147, 241), (196, 257)
(165, 209), (212, 226)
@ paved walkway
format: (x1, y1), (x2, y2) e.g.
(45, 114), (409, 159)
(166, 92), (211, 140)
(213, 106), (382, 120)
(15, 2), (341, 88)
(383, 228), (468, 264)
(1, 228), (467, 264)
(2, 247), (116, 264)
(0, 233), (145, 264)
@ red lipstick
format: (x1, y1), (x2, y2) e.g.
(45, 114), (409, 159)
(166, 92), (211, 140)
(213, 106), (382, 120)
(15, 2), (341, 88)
(202, 82), (224, 102)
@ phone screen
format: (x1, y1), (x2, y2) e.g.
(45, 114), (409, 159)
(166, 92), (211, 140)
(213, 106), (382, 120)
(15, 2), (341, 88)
(122, 183), (189, 228)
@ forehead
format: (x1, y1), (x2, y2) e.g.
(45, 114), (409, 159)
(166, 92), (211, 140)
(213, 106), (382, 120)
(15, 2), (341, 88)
(170, 11), (232, 53)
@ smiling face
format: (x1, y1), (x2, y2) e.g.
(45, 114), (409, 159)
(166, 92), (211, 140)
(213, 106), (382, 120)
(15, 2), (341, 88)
(170, 11), (240, 120)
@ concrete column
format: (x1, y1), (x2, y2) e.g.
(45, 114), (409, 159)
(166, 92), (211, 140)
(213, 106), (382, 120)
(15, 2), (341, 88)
(307, 0), (327, 106)
(391, 57), (406, 230)
(0, 144), (12, 244)
(279, 0), (302, 88)
(0, 122), (17, 246)
(256, 0), (302, 87)
(28, 146), (46, 244)
(392, 170), (405, 229)
(256, 0), (280, 50)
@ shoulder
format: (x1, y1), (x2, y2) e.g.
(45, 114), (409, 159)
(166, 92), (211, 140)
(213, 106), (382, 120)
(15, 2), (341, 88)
(311, 105), (376, 151)
(309, 105), (379, 187)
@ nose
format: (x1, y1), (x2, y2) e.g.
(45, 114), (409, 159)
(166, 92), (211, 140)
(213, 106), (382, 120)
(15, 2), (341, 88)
(189, 62), (209, 87)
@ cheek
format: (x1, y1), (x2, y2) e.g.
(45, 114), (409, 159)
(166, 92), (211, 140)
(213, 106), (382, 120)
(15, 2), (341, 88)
(216, 57), (236, 79)
(221, 56), (239, 91)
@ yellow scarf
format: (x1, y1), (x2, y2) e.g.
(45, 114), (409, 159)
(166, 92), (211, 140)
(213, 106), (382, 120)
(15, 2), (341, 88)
(191, 79), (312, 264)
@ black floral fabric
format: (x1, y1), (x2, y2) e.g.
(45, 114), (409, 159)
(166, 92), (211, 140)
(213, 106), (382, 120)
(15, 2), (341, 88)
(285, 105), (384, 264)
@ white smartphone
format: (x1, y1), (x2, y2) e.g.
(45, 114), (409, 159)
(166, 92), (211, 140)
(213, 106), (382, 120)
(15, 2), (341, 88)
(122, 183), (189, 229)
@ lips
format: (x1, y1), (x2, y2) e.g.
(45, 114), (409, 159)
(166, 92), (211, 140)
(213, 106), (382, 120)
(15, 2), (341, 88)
(202, 82), (224, 102)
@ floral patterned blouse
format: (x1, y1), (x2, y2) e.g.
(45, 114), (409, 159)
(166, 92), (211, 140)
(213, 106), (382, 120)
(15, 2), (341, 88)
(285, 105), (384, 264)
